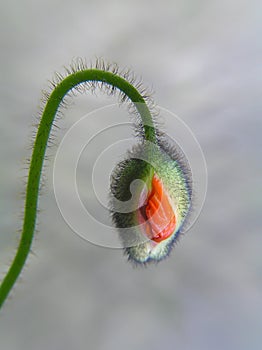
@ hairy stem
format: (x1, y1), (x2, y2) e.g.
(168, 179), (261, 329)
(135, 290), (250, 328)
(0, 68), (156, 308)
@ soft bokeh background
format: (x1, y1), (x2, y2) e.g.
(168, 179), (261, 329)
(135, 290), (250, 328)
(0, 0), (261, 349)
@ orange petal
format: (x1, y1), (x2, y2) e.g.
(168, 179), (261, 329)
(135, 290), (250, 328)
(145, 175), (176, 242)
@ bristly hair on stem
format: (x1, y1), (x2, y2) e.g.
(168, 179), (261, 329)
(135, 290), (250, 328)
(0, 57), (159, 309)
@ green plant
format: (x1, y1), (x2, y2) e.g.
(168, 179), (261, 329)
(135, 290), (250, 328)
(0, 58), (191, 309)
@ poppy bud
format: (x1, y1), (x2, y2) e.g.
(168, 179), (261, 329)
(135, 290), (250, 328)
(110, 137), (192, 264)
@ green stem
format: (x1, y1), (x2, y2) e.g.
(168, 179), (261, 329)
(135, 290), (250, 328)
(0, 68), (156, 308)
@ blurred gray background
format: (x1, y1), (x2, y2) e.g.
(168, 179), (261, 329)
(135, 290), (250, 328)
(0, 0), (261, 349)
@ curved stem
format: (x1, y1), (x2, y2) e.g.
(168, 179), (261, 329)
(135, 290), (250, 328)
(0, 69), (156, 308)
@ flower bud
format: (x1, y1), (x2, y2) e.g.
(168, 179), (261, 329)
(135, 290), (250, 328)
(110, 137), (192, 264)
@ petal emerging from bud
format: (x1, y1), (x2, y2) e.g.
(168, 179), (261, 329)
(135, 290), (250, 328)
(138, 174), (176, 243)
